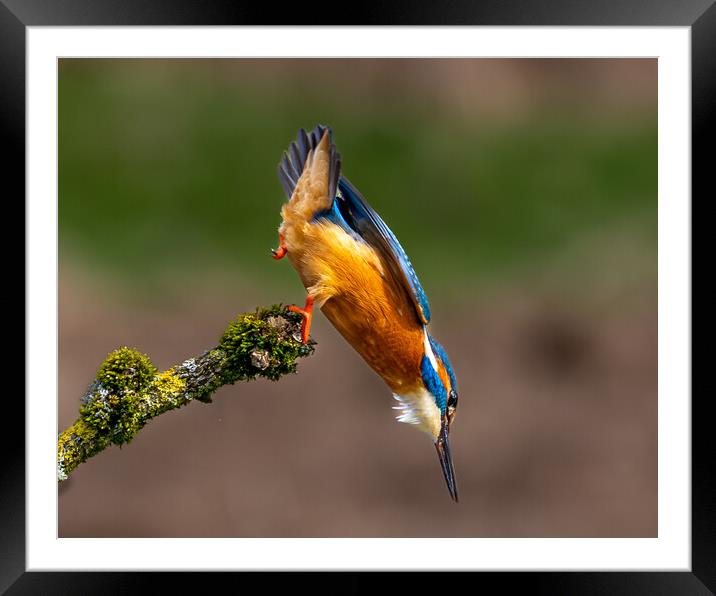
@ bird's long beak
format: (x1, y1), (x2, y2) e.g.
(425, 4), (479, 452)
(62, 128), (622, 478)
(435, 421), (458, 503)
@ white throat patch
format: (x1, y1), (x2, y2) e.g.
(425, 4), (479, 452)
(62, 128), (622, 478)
(423, 327), (438, 372)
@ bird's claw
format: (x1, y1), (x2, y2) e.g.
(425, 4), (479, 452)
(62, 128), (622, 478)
(271, 245), (287, 260)
(271, 231), (288, 260)
(288, 296), (314, 344)
(271, 246), (288, 261)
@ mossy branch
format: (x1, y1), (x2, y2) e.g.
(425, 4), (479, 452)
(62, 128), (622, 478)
(57, 305), (315, 482)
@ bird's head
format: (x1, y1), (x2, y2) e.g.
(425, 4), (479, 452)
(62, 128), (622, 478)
(393, 331), (459, 501)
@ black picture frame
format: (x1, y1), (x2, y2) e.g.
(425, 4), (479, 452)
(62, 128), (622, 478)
(6, 1), (709, 593)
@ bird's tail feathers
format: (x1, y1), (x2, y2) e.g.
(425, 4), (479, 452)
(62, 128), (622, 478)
(278, 124), (341, 202)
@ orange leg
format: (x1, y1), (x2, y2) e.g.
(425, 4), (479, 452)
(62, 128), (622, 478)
(271, 231), (288, 260)
(288, 295), (314, 344)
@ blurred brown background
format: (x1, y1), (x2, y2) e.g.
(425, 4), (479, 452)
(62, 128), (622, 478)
(59, 59), (657, 537)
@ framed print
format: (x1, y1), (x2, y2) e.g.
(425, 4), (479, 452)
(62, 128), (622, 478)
(7, 1), (710, 593)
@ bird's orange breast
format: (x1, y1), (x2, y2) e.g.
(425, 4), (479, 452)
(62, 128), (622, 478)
(284, 217), (425, 394)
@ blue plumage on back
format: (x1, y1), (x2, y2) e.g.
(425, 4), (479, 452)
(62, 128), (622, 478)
(315, 176), (431, 325)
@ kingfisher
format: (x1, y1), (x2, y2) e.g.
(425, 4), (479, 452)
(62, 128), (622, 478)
(272, 125), (459, 502)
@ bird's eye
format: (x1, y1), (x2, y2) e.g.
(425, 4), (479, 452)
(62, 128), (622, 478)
(447, 390), (458, 409)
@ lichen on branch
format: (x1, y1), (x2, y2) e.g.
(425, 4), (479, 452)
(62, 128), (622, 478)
(57, 305), (315, 482)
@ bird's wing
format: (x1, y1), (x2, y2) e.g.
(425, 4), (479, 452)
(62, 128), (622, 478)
(331, 176), (431, 325)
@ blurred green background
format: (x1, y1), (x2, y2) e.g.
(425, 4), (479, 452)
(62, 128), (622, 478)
(59, 59), (657, 538)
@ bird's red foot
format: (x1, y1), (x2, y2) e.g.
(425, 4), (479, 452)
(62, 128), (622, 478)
(271, 232), (288, 260)
(288, 295), (314, 344)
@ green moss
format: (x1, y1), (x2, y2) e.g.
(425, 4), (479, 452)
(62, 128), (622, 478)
(57, 419), (108, 480)
(80, 347), (159, 445)
(152, 369), (188, 412)
(96, 346), (157, 393)
(218, 305), (314, 383)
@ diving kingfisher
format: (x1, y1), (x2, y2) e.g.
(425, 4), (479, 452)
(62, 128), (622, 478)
(272, 125), (459, 502)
